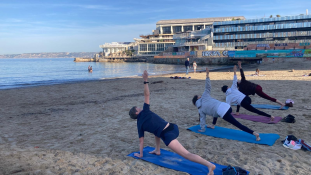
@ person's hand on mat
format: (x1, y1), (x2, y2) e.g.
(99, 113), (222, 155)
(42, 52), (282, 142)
(206, 124), (215, 129)
(235, 112), (240, 116)
(142, 70), (148, 82)
(134, 153), (143, 158)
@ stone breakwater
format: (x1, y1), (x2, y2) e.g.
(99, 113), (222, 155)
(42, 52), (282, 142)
(74, 57), (147, 62)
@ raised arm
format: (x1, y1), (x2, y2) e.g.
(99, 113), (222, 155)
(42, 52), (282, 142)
(231, 65), (238, 90)
(142, 70), (150, 104)
(203, 68), (211, 95)
(238, 61), (245, 81)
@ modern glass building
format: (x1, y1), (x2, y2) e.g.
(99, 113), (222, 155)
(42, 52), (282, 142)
(213, 15), (311, 49)
(136, 16), (244, 56)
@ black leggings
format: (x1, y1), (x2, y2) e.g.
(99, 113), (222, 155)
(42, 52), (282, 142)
(222, 108), (254, 135)
(239, 96), (271, 118)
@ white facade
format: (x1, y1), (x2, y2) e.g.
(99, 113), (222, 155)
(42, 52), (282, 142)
(99, 42), (131, 56)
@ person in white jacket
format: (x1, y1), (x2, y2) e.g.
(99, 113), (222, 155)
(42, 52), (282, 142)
(221, 65), (275, 122)
(192, 68), (260, 141)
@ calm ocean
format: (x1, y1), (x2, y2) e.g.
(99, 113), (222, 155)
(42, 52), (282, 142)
(0, 58), (225, 90)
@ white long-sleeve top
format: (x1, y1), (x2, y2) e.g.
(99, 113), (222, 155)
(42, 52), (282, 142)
(225, 75), (246, 105)
(196, 78), (230, 130)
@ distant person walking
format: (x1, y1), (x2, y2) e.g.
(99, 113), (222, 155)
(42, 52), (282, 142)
(193, 61), (197, 74)
(185, 58), (190, 75)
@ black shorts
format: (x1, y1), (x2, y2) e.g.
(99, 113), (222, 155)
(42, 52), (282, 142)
(160, 123), (179, 146)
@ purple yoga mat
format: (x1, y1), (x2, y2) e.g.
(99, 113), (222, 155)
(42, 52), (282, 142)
(231, 113), (282, 124)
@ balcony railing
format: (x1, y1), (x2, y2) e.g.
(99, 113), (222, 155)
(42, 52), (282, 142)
(173, 28), (211, 39)
(172, 41), (208, 47)
(214, 31), (311, 40)
(214, 39), (311, 48)
(214, 22), (311, 33)
(214, 15), (311, 26)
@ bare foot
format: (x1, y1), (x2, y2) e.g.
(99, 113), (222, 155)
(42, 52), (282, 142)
(270, 116), (275, 122)
(235, 112), (240, 116)
(207, 164), (216, 175)
(149, 150), (161, 155)
(253, 132), (261, 141)
(279, 104), (285, 110)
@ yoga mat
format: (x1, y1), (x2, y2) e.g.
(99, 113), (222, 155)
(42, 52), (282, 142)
(233, 104), (289, 110)
(232, 113), (282, 124)
(187, 125), (279, 146)
(128, 146), (249, 175)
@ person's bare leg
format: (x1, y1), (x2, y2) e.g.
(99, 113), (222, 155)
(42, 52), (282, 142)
(168, 139), (215, 175)
(253, 132), (261, 141)
(149, 136), (161, 155)
(276, 100), (285, 109)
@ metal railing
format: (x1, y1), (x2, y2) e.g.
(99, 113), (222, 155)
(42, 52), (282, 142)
(172, 41), (208, 47)
(214, 39), (311, 48)
(214, 31), (311, 40)
(214, 15), (311, 26)
(214, 22), (311, 33)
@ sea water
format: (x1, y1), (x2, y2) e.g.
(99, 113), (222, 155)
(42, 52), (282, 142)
(0, 58), (225, 90)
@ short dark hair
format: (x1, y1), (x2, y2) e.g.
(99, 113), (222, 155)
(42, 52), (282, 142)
(221, 85), (228, 93)
(129, 106), (138, 119)
(192, 95), (198, 106)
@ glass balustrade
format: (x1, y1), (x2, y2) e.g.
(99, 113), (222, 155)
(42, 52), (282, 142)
(214, 22), (311, 33)
(214, 15), (311, 26)
(214, 39), (311, 48)
(214, 30), (311, 40)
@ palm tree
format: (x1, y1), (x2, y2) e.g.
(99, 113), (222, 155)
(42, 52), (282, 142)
(270, 15), (273, 18)
(276, 14), (281, 17)
(232, 18), (236, 21)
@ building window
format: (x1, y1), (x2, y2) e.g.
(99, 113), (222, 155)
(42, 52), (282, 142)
(173, 26), (182, 33)
(162, 27), (171, 34)
(183, 26), (193, 32)
(148, 44), (155, 51)
(165, 43), (173, 50)
(195, 25), (204, 30)
(140, 44), (147, 51)
(157, 43), (164, 51)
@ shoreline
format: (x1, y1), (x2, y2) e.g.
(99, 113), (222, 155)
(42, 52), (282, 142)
(0, 65), (235, 91)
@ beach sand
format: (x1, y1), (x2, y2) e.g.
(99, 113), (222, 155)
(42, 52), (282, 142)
(0, 60), (311, 175)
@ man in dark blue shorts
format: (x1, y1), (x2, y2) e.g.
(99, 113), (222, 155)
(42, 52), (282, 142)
(129, 70), (216, 175)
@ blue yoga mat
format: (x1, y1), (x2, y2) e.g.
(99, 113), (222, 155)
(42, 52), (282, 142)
(128, 146), (249, 175)
(232, 104), (289, 110)
(187, 125), (279, 146)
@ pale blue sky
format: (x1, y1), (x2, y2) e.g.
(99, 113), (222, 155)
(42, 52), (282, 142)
(0, 0), (310, 54)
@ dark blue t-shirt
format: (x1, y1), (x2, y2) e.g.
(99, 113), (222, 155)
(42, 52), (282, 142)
(137, 103), (168, 138)
(185, 60), (190, 67)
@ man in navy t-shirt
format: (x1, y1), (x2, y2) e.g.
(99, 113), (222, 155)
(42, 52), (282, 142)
(129, 70), (216, 175)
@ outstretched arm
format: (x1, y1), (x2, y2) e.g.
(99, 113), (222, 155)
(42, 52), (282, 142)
(231, 65), (238, 90)
(143, 70), (150, 104)
(198, 111), (206, 132)
(134, 137), (144, 158)
(203, 68), (211, 95)
(238, 61), (245, 81)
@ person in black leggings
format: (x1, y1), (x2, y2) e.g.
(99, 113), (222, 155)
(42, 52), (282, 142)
(193, 67), (260, 141)
(221, 65), (275, 122)
(212, 108), (256, 138)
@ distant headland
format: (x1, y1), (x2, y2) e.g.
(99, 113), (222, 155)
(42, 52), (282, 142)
(0, 52), (99, 59)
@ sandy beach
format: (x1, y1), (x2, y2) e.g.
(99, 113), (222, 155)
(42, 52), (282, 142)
(0, 59), (311, 175)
